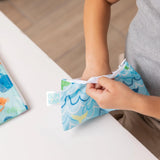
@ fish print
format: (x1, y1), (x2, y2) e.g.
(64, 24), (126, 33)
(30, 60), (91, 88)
(72, 111), (88, 123)
(0, 97), (9, 112)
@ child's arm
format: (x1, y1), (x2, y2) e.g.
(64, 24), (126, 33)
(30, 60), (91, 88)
(133, 94), (160, 119)
(82, 0), (119, 80)
(86, 77), (160, 119)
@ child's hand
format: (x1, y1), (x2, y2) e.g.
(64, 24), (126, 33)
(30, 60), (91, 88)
(86, 77), (137, 110)
(81, 66), (112, 89)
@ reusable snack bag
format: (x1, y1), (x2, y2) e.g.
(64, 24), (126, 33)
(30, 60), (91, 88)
(60, 59), (149, 130)
(0, 61), (28, 124)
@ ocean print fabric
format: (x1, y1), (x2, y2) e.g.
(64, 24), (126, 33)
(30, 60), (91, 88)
(0, 61), (28, 124)
(60, 59), (150, 131)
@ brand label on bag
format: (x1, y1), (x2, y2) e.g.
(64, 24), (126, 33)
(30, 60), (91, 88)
(46, 91), (61, 106)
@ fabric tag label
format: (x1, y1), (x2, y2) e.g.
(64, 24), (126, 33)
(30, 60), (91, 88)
(46, 91), (61, 106)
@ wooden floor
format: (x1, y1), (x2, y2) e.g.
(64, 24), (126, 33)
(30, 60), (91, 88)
(0, 0), (137, 78)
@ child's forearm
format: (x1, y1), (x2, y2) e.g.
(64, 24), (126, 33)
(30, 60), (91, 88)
(84, 0), (112, 71)
(131, 93), (160, 119)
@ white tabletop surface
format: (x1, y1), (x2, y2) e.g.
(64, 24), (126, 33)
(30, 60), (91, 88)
(0, 12), (158, 160)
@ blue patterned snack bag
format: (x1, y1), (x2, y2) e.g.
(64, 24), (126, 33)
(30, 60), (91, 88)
(0, 61), (28, 124)
(61, 59), (149, 131)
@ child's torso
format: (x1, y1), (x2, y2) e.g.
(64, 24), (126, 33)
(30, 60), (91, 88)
(125, 0), (160, 96)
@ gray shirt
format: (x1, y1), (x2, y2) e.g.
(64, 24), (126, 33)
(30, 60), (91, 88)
(115, 1), (160, 156)
(111, 1), (160, 157)
(125, 0), (160, 96)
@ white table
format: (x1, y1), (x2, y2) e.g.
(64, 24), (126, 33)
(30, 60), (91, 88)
(0, 12), (158, 160)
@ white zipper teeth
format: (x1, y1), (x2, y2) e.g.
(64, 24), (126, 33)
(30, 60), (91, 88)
(67, 59), (126, 84)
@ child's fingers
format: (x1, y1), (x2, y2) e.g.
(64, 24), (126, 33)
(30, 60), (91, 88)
(86, 83), (102, 100)
(86, 83), (95, 89)
(98, 77), (115, 90)
(86, 83), (96, 95)
(95, 83), (102, 89)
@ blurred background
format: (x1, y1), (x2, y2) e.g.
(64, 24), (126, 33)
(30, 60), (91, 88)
(0, 0), (137, 78)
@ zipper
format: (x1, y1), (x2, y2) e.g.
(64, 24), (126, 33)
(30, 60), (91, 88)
(66, 58), (126, 84)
